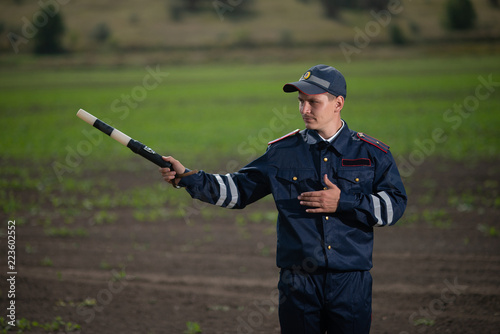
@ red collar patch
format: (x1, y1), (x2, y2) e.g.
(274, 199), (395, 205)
(268, 129), (300, 145)
(357, 132), (389, 153)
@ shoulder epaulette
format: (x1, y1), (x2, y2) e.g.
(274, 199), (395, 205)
(357, 132), (389, 153)
(268, 129), (300, 145)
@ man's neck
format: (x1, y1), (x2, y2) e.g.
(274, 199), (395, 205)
(317, 120), (344, 141)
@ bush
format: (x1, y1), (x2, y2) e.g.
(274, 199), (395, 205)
(445, 0), (476, 30)
(91, 22), (111, 43)
(320, 0), (391, 18)
(389, 24), (406, 45)
(33, 5), (65, 54)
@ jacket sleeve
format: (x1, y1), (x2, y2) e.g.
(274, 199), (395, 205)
(178, 154), (271, 210)
(337, 151), (407, 227)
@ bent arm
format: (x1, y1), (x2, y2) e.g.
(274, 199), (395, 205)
(337, 152), (407, 227)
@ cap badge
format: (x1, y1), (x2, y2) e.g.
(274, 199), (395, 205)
(303, 71), (311, 80)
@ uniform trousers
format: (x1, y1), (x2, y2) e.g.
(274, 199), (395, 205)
(278, 268), (372, 334)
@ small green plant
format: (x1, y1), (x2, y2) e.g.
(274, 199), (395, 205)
(79, 298), (97, 307)
(0, 190), (22, 214)
(477, 224), (499, 237)
(94, 210), (117, 224)
(41, 256), (53, 267)
(184, 321), (202, 334)
(99, 260), (112, 270)
(112, 268), (127, 282)
(208, 305), (230, 312)
(413, 317), (435, 327)
(25, 243), (36, 254)
(422, 209), (451, 229)
(0, 316), (81, 333)
(44, 227), (89, 238)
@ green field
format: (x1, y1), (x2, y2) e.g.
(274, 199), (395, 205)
(1, 55), (499, 334)
(1, 55), (499, 174)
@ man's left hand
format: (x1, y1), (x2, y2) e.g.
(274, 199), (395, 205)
(298, 174), (341, 213)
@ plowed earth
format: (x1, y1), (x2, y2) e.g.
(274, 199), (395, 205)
(2, 158), (499, 333)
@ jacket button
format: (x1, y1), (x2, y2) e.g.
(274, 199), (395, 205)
(323, 157), (328, 162)
(327, 245), (332, 250)
(325, 216), (329, 220)
(355, 177), (360, 182)
(292, 176), (297, 181)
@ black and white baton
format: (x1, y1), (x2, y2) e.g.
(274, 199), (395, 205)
(76, 109), (172, 169)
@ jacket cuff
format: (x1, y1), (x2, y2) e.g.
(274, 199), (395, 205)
(337, 192), (358, 212)
(177, 168), (194, 187)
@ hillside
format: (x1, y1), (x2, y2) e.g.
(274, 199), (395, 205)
(1, 0), (499, 57)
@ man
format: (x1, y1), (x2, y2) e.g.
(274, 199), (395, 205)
(159, 64), (407, 333)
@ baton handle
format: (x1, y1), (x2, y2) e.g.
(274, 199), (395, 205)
(76, 109), (172, 169)
(127, 139), (172, 168)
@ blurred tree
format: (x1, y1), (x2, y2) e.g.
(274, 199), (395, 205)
(320, 0), (340, 18)
(445, 0), (476, 30)
(170, 0), (255, 21)
(33, 5), (65, 54)
(91, 22), (111, 43)
(319, 0), (390, 19)
(389, 23), (406, 45)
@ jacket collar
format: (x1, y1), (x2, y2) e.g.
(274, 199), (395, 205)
(301, 120), (351, 155)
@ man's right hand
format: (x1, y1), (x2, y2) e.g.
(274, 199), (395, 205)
(159, 156), (186, 186)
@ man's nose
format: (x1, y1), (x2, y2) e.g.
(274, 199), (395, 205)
(301, 102), (311, 114)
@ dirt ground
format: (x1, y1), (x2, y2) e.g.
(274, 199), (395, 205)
(1, 157), (499, 334)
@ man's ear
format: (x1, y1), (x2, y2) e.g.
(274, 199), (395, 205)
(336, 96), (345, 110)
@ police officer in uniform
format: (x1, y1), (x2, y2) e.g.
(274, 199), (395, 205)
(160, 64), (407, 333)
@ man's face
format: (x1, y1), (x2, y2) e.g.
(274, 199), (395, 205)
(298, 92), (342, 135)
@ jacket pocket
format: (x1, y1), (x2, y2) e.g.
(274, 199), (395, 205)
(337, 167), (375, 195)
(274, 168), (318, 209)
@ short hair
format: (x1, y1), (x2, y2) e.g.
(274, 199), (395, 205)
(326, 93), (337, 101)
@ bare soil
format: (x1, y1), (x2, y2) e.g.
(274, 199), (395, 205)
(1, 157), (499, 334)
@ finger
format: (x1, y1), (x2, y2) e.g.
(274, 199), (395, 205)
(305, 208), (327, 213)
(323, 174), (335, 188)
(298, 191), (322, 199)
(299, 200), (322, 208)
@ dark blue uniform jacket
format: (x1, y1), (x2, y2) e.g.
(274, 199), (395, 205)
(179, 122), (407, 271)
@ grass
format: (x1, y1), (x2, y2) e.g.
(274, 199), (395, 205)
(0, 316), (81, 333)
(0, 55), (499, 235)
(1, 55), (499, 169)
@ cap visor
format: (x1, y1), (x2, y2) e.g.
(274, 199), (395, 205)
(283, 81), (327, 95)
